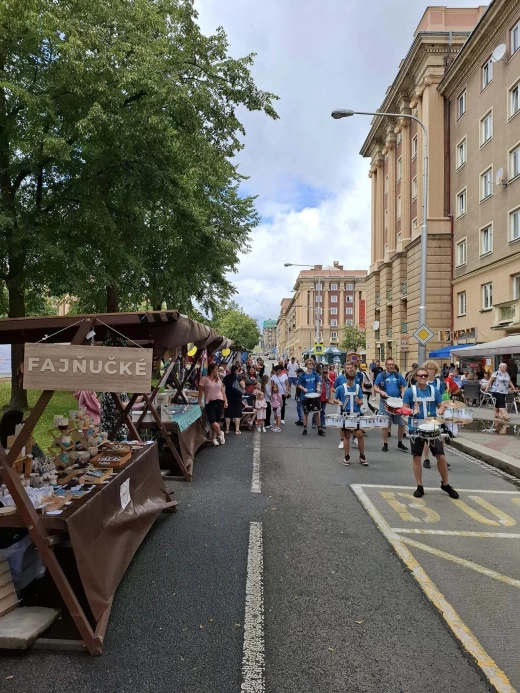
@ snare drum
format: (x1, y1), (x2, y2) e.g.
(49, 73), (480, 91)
(303, 392), (320, 412)
(385, 397), (404, 414)
(342, 414), (359, 430)
(324, 414), (344, 428)
(417, 422), (442, 440)
(359, 416), (376, 429)
(374, 414), (388, 428)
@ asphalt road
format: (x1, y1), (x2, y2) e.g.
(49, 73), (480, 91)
(1, 394), (512, 692)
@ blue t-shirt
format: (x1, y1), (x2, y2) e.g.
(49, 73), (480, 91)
(333, 374), (346, 389)
(428, 377), (445, 396)
(375, 370), (407, 398)
(403, 385), (442, 420)
(297, 371), (321, 400)
(336, 383), (363, 414)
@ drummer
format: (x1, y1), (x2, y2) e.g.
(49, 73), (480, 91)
(422, 360), (446, 470)
(402, 367), (459, 499)
(297, 359), (324, 436)
(333, 362), (367, 466)
(373, 358), (408, 453)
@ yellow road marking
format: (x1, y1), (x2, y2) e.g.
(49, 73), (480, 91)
(399, 536), (520, 590)
(380, 491), (440, 523)
(468, 496), (516, 526)
(392, 528), (520, 538)
(351, 484), (516, 693)
(356, 485), (520, 494)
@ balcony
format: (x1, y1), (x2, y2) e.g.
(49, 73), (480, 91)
(401, 322), (408, 333)
(387, 327), (393, 339)
(401, 282), (407, 298)
(493, 299), (520, 330)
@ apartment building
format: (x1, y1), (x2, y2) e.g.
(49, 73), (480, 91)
(277, 262), (367, 359)
(360, 6), (486, 368)
(438, 0), (520, 341)
(262, 319), (277, 353)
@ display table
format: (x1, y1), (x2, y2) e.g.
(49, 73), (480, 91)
(0, 443), (175, 651)
(138, 405), (208, 480)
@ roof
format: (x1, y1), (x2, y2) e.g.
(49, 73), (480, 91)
(0, 311), (231, 354)
(297, 269), (367, 279)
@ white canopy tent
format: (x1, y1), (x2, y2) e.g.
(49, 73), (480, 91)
(451, 335), (520, 358)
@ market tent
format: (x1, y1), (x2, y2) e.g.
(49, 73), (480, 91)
(324, 346), (342, 355)
(450, 335), (520, 358)
(428, 344), (475, 358)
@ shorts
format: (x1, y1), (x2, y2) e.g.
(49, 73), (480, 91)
(289, 377), (298, 386)
(493, 392), (506, 408)
(410, 436), (444, 457)
(303, 397), (320, 413)
(272, 407), (281, 418)
(205, 399), (224, 425)
(379, 400), (404, 426)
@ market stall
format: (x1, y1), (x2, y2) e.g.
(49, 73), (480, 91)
(0, 311), (228, 652)
(451, 336), (520, 386)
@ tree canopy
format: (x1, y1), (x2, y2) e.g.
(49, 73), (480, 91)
(339, 325), (366, 353)
(213, 302), (260, 351)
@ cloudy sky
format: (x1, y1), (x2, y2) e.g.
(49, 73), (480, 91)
(195, 0), (486, 327)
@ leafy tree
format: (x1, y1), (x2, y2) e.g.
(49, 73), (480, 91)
(340, 325), (366, 353)
(213, 302), (260, 351)
(0, 0), (278, 407)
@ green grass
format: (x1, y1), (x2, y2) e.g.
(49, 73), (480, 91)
(0, 382), (77, 453)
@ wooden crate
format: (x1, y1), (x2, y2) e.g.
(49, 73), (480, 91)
(0, 561), (18, 617)
(80, 468), (113, 485)
(91, 450), (131, 469)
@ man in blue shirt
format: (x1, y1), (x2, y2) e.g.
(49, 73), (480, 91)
(403, 366), (459, 500)
(333, 362), (367, 466)
(374, 358), (408, 452)
(297, 359), (323, 436)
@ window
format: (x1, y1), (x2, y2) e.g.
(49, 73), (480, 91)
(456, 238), (467, 267)
(330, 295), (337, 303)
(330, 320), (337, 327)
(331, 331), (338, 340)
(511, 144), (520, 179)
(513, 273), (520, 299)
(397, 157), (402, 181)
(456, 138), (467, 168)
(384, 175), (388, 194)
(481, 111), (493, 146)
(482, 283), (492, 310)
(510, 81), (520, 118)
(397, 231), (402, 245)
(330, 307), (337, 315)
(510, 207), (520, 242)
(480, 224), (493, 256)
(315, 283), (322, 290)
(384, 208), (388, 229)
(396, 131), (402, 146)
(458, 291), (467, 316)
(346, 283), (353, 290)
(397, 195), (401, 220)
(346, 307), (353, 315)
(346, 320), (353, 327)
(480, 168), (492, 201)
(330, 283), (337, 290)
(412, 217), (418, 233)
(315, 295), (322, 302)
(457, 90), (466, 119)
(457, 189), (467, 217)
(412, 135), (418, 159)
(412, 176), (417, 200)
(346, 295), (353, 303)
(512, 21), (520, 55)
(482, 57), (493, 89)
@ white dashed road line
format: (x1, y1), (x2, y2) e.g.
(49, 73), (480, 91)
(241, 521), (265, 693)
(251, 432), (261, 494)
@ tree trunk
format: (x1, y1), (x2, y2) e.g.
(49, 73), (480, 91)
(8, 284), (28, 410)
(106, 285), (119, 312)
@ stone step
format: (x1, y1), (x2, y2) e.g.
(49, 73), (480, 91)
(0, 607), (60, 649)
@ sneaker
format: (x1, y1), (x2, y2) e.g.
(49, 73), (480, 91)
(295, 420), (303, 426)
(441, 483), (459, 499)
(281, 420), (285, 424)
(218, 434), (225, 445)
(447, 462), (451, 469)
(398, 441), (408, 451)
(388, 431), (392, 438)
(257, 426), (261, 433)
(343, 455), (351, 466)
(423, 459), (431, 469)
(352, 437), (358, 447)
(302, 428), (308, 435)
(311, 424), (317, 429)
(382, 443), (389, 452)
(262, 427), (266, 433)
(318, 428), (325, 436)
(212, 439), (220, 447)
(413, 485), (424, 498)
(338, 440), (344, 449)
(359, 455), (368, 466)
(266, 424), (272, 429)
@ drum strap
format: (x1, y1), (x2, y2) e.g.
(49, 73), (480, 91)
(343, 383), (362, 412)
(411, 384), (435, 419)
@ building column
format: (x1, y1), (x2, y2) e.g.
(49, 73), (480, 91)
(397, 110), (411, 243)
(384, 130), (397, 255)
(374, 156), (385, 263)
(411, 92), (424, 239)
(369, 167), (377, 267)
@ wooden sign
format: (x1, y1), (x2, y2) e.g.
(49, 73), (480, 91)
(24, 344), (153, 393)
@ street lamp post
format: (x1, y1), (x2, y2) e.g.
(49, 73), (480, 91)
(331, 109), (429, 365)
(284, 263), (322, 350)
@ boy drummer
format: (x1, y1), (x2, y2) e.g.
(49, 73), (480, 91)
(333, 362), (367, 466)
(402, 366), (459, 499)
(297, 359), (324, 436)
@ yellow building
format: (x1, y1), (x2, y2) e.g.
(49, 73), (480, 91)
(277, 263), (366, 359)
(360, 6), (486, 370)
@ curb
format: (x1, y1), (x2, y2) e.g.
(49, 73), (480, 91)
(447, 437), (520, 479)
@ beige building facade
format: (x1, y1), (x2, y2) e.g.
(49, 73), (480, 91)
(276, 263), (367, 359)
(439, 0), (520, 341)
(361, 6), (486, 369)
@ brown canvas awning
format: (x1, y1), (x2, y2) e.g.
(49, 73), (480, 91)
(0, 311), (229, 354)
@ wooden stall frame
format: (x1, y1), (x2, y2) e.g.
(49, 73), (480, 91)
(0, 316), (177, 654)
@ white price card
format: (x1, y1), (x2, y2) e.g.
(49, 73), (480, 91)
(120, 478), (131, 510)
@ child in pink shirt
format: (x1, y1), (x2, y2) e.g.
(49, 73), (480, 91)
(270, 383), (282, 432)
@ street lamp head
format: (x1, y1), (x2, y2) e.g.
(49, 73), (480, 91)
(331, 109), (355, 119)
(283, 263), (293, 267)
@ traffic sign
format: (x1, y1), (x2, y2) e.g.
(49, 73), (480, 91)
(314, 343), (324, 354)
(412, 324), (435, 345)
